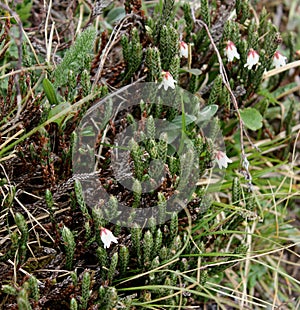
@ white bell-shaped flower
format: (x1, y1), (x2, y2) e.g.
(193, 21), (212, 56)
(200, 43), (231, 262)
(215, 151), (233, 169)
(225, 41), (240, 62)
(273, 51), (287, 69)
(244, 48), (260, 70)
(158, 71), (177, 91)
(100, 227), (118, 249)
(179, 41), (188, 58)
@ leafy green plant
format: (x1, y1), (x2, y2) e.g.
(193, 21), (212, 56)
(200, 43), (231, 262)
(0, 0), (299, 309)
(53, 27), (96, 88)
(62, 226), (76, 270)
(121, 27), (143, 81)
(80, 271), (91, 309)
(15, 212), (29, 264)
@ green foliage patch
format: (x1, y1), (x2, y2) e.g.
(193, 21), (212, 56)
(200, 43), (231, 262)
(0, 0), (299, 309)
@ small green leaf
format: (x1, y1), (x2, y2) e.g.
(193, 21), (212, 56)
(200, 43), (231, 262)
(257, 88), (278, 104)
(106, 7), (125, 24)
(199, 105), (218, 119)
(171, 114), (197, 128)
(180, 68), (202, 76)
(195, 105), (218, 124)
(48, 102), (71, 125)
(240, 108), (263, 131)
(161, 114), (196, 144)
(43, 78), (59, 106)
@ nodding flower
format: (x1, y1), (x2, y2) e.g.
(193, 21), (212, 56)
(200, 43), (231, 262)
(273, 51), (287, 69)
(215, 151), (233, 169)
(158, 71), (177, 91)
(179, 41), (188, 58)
(244, 48), (260, 70)
(100, 227), (118, 249)
(225, 41), (240, 62)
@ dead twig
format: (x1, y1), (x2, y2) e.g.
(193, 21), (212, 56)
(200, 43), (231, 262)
(263, 60), (300, 79)
(92, 13), (136, 89)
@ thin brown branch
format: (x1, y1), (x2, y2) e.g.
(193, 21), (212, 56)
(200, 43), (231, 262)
(91, 13), (137, 89)
(263, 60), (300, 79)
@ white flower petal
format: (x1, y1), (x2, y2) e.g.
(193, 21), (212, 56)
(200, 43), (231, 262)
(100, 228), (118, 249)
(273, 51), (287, 69)
(215, 151), (232, 169)
(244, 48), (259, 70)
(159, 71), (177, 91)
(180, 41), (188, 58)
(225, 41), (240, 62)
